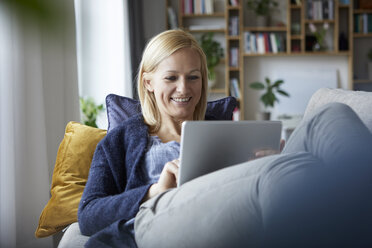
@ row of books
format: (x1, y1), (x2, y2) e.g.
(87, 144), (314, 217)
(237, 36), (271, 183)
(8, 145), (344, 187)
(244, 32), (286, 54)
(229, 16), (239, 36)
(229, 78), (241, 99)
(229, 48), (239, 67)
(354, 14), (372, 34)
(306, 0), (334, 20)
(182, 0), (214, 14)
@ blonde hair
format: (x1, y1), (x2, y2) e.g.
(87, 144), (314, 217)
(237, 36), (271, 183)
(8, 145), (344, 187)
(137, 29), (208, 133)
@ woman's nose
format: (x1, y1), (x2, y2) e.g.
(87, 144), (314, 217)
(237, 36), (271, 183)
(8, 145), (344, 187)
(176, 78), (187, 92)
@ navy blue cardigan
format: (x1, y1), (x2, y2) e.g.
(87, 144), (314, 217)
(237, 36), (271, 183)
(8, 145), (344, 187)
(78, 98), (236, 246)
(78, 114), (151, 237)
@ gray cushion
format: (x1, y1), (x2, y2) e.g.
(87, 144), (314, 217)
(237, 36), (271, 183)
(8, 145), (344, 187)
(304, 88), (372, 132)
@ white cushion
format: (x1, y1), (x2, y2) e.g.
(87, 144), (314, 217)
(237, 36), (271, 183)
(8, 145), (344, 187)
(304, 88), (372, 132)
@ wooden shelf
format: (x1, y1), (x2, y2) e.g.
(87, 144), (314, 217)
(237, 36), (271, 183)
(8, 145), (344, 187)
(244, 26), (287, 32)
(243, 52), (288, 57)
(186, 28), (226, 33)
(354, 79), (372, 84)
(353, 9), (372, 14)
(243, 52), (350, 57)
(291, 35), (303, 39)
(182, 13), (225, 17)
(227, 36), (240, 40)
(227, 6), (240, 10)
(304, 19), (335, 24)
(209, 88), (226, 94)
(353, 33), (372, 38)
(339, 4), (350, 8)
(165, 0), (370, 119)
(290, 4), (302, 9)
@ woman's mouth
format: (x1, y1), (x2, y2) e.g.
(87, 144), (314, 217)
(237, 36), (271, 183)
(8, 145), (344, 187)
(171, 97), (191, 103)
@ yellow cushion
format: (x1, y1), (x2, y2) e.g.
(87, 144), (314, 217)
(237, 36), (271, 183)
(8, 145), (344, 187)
(35, 121), (106, 238)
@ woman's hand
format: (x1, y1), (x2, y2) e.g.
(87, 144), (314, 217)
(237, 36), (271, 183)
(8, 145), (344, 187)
(252, 139), (285, 159)
(142, 159), (179, 203)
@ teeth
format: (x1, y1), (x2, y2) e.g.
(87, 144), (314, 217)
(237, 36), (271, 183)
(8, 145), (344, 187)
(172, 97), (191, 102)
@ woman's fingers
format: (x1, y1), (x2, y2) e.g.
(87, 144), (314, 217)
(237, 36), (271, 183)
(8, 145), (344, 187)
(157, 159), (180, 191)
(254, 149), (278, 158)
(280, 139), (285, 152)
(253, 139), (285, 159)
(165, 159), (179, 183)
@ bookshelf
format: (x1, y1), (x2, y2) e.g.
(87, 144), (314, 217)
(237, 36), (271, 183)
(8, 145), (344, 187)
(166, 0), (372, 119)
(352, 0), (372, 89)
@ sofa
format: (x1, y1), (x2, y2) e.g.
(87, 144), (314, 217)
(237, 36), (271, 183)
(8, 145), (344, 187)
(35, 88), (372, 247)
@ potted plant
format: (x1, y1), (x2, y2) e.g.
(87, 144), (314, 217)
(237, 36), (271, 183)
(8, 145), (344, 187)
(246, 0), (279, 26)
(199, 32), (224, 88)
(80, 97), (105, 128)
(250, 77), (289, 120)
(308, 22), (329, 51)
(368, 48), (372, 80)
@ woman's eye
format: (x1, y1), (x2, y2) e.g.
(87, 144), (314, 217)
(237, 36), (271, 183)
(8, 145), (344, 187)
(188, 75), (199, 80)
(165, 76), (177, 81)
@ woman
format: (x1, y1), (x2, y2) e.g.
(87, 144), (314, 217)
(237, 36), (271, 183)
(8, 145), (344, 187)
(78, 30), (372, 247)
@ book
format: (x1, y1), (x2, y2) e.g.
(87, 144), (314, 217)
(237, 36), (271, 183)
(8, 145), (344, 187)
(328, 0), (334, 20)
(244, 32), (251, 53)
(363, 14), (368, 34)
(250, 33), (257, 53)
(194, 0), (201, 14)
(230, 78), (241, 98)
(205, 0), (214, 14)
(354, 14), (359, 33)
(270, 33), (278, 53)
(229, 16), (239, 36)
(230, 48), (239, 67)
(230, 0), (239, 6)
(257, 33), (265, 54)
(167, 7), (178, 29)
(263, 33), (270, 52)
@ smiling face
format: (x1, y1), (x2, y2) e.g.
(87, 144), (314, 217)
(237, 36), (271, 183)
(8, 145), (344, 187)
(144, 47), (202, 123)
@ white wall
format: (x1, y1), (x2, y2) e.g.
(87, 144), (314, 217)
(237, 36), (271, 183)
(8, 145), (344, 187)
(244, 55), (349, 120)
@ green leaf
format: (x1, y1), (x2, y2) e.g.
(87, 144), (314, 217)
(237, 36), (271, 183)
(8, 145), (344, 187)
(250, 82), (265, 89)
(277, 89), (290, 97)
(272, 80), (284, 88)
(265, 77), (270, 85)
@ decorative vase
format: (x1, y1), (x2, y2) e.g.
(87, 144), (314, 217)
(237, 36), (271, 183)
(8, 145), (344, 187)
(208, 78), (216, 88)
(256, 15), (268, 27)
(312, 41), (327, 52)
(256, 111), (271, 120)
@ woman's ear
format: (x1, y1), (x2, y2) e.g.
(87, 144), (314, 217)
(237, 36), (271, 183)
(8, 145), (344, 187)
(143, 73), (154, 92)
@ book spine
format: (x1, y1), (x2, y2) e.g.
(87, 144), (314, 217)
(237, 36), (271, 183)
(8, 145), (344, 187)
(323, 0), (329, 20)
(263, 33), (270, 53)
(364, 14), (368, 34)
(328, 0), (334, 20)
(244, 32), (251, 53)
(251, 33), (257, 53)
(257, 33), (265, 54)
(270, 33), (278, 53)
